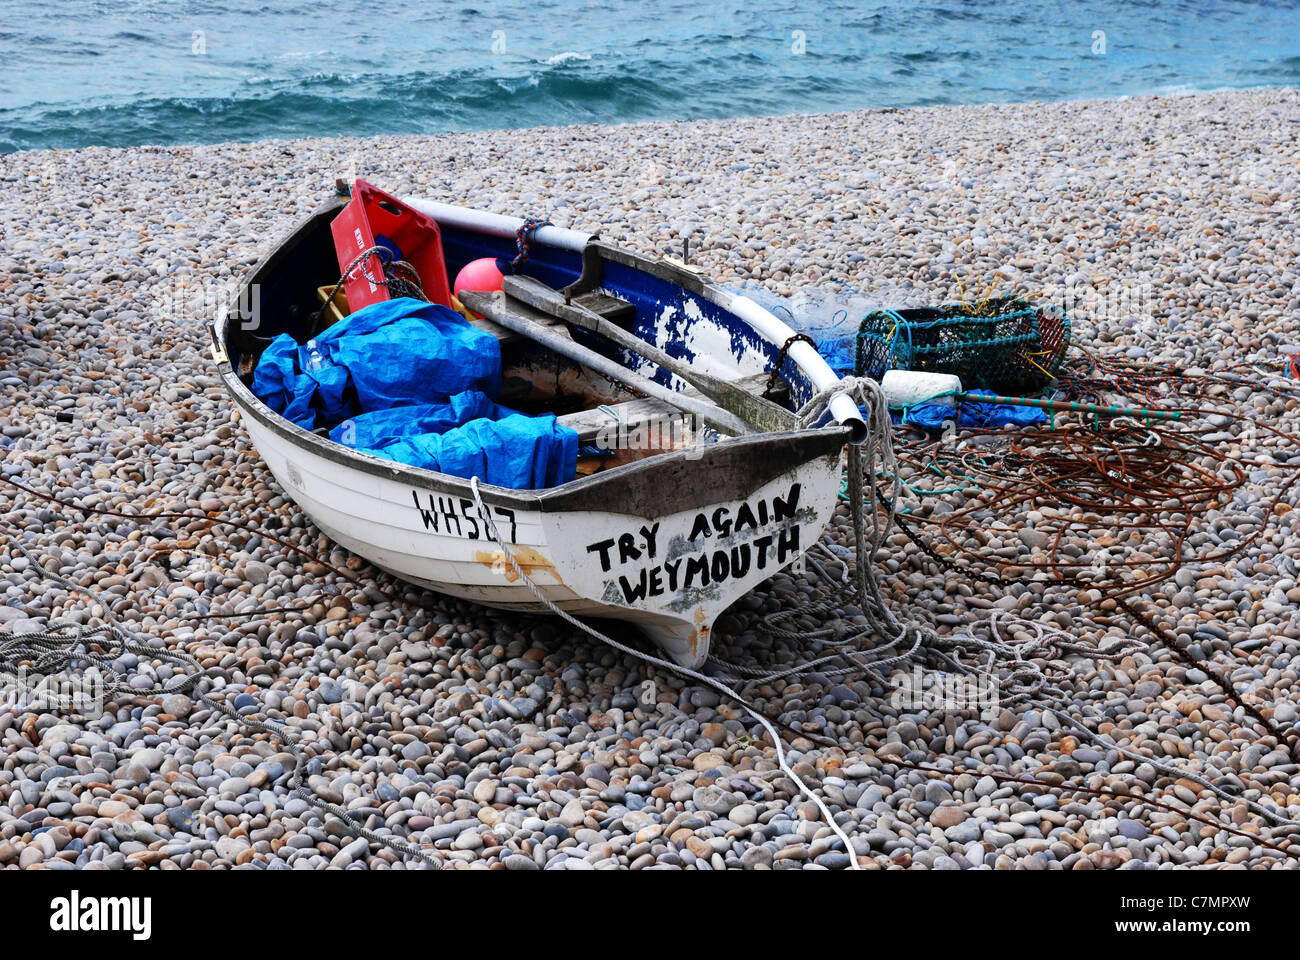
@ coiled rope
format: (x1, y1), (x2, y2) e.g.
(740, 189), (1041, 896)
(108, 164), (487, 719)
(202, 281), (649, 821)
(733, 377), (1138, 705)
(308, 244), (428, 337)
(509, 217), (551, 272)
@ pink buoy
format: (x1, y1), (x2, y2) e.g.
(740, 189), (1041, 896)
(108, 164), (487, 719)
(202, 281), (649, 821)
(454, 257), (505, 298)
(453, 257), (506, 318)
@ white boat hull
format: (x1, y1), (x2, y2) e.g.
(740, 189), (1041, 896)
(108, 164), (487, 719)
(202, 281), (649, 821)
(215, 196), (864, 667)
(244, 411), (842, 667)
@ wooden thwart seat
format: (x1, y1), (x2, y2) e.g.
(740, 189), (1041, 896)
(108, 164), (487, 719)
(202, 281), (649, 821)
(558, 373), (788, 444)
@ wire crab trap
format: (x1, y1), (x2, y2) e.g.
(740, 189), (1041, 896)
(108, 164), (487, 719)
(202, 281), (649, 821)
(854, 295), (1071, 396)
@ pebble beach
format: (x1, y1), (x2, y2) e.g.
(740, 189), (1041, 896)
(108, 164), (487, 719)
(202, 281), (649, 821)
(1, 87), (1299, 870)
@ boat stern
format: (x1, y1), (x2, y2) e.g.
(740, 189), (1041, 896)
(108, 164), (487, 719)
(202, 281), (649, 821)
(535, 430), (846, 667)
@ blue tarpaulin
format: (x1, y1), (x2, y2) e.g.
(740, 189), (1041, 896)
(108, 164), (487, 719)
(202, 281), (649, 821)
(900, 390), (1048, 431)
(252, 297), (577, 489)
(327, 391), (502, 447)
(251, 297), (501, 431)
(356, 412), (577, 490)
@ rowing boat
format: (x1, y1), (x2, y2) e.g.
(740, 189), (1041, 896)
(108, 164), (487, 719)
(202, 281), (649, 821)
(209, 193), (864, 667)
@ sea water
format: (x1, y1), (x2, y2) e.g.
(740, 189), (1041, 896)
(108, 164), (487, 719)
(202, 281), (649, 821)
(2, 0), (1298, 152)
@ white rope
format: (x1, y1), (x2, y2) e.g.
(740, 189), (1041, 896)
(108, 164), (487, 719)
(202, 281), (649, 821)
(468, 477), (865, 870)
(1042, 704), (1300, 829)
(779, 378), (1079, 702)
(792, 380), (1300, 833)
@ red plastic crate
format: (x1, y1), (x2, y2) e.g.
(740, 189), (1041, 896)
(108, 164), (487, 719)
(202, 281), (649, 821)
(330, 179), (453, 313)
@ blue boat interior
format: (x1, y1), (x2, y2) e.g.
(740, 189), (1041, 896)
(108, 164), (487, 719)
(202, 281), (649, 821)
(225, 205), (808, 477)
(439, 223), (806, 408)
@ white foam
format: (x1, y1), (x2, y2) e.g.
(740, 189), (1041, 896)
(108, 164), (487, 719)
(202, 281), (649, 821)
(544, 52), (592, 66)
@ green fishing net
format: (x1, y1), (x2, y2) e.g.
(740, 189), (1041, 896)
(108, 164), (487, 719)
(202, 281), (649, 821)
(855, 295), (1071, 396)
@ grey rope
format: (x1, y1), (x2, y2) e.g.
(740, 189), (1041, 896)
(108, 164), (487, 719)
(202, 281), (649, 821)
(0, 536), (440, 869)
(467, 477), (865, 870)
(778, 377), (1300, 833)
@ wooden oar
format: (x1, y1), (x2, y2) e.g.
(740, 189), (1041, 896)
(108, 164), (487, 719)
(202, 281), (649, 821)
(458, 290), (752, 436)
(502, 275), (799, 433)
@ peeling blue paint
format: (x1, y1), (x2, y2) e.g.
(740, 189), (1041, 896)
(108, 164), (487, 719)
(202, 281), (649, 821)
(438, 227), (818, 411)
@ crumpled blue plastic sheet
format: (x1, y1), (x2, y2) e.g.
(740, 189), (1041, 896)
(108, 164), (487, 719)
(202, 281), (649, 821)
(356, 412), (577, 490)
(252, 297), (577, 489)
(327, 391), (502, 448)
(899, 389), (1048, 431)
(330, 390), (576, 489)
(251, 297), (501, 431)
(814, 339), (855, 377)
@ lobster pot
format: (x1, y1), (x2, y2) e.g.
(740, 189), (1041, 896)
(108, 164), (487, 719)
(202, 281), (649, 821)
(855, 295), (1070, 396)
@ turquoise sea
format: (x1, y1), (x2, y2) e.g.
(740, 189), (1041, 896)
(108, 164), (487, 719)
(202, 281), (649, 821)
(2, 0), (1298, 152)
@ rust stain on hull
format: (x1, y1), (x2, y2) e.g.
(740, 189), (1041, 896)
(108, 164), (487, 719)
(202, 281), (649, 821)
(475, 547), (564, 585)
(692, 604), (710, 662)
